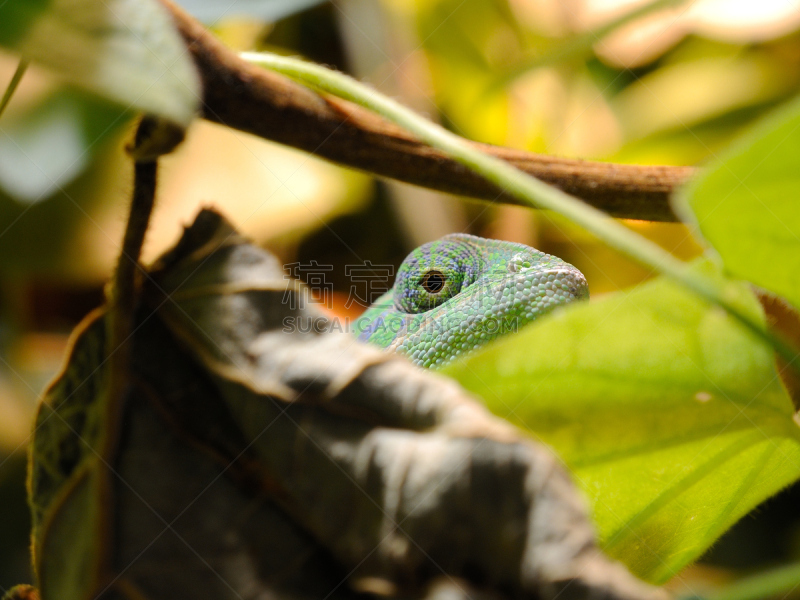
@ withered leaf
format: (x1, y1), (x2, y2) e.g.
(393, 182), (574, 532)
(28, 209), (667, 600)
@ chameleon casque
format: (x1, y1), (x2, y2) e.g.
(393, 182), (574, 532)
(355, 233), (589, 368)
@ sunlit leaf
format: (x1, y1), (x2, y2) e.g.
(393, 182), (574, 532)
(0, 89), (131, 202)
(0, 0), (200, 126)
(175, 0), (326, 23)
(676, 95), (800, 311)
(442, 262), (800, 583)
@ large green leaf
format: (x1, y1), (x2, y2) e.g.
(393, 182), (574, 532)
(442, 262), (800, 584)
(0, 0), (199, 126)
(676, 95), (800, 311)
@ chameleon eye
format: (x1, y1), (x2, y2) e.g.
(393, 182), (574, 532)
(421, 270), (446, 293)
(393, 239), (480, 314)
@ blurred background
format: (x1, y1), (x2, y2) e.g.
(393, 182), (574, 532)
(1, 0), (800, 596)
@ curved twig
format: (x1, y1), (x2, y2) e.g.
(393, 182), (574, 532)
(162, 0), (693, 222)
(0, 59), (29, 120)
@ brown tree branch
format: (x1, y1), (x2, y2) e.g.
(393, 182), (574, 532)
(163, 0), (693, 222)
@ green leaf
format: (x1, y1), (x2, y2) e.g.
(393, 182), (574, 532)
(442, 262), (800, 584)
(0, 88), (131, 202)
(0, 0), (199, 127)
(677, 95), (800, 311)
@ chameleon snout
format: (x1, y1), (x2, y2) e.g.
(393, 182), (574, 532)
(546, 267), (589, 301)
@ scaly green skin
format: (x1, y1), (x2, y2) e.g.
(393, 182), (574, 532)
(355, 234), (589, 368)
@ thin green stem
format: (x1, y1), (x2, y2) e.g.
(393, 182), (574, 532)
(242, 52), (799, 369)
(0, 59), (29, 120)
(709, 562), (800, 600)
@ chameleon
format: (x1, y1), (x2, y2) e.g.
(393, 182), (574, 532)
(354, 233), (589, 368)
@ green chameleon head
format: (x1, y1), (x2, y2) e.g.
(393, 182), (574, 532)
(355, 233), (588, 368)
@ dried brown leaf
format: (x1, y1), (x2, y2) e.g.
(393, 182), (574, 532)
(27, 209), (667, 600)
